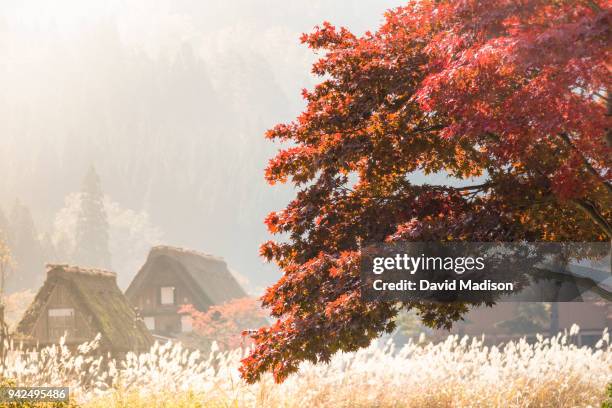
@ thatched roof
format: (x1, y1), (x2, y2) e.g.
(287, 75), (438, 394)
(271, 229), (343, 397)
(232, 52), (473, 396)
(16, 264), (153, 352)
(126, 245), (247, 308)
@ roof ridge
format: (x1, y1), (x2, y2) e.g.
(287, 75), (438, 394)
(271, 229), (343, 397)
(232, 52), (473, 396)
(150, 245), (225, 262)
(46, 264), (117, 278)
(125, 245), (247, 307)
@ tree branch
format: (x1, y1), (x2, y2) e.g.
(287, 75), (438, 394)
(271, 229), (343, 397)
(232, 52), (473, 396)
(534, 267), (612, 302)
(558, 132), (612, 196)
(584, 0), (603, 13)
(453, 182), (493, 192)
(572, 199), (612, 239)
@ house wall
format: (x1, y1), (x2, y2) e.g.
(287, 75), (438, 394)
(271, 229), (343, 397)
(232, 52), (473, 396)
(558, 302), (610, 331)
(453, 303), (518, 336)
(129, 257), (204, 336)
(31, 284), (94, 345)
(432, 301), (611, 345)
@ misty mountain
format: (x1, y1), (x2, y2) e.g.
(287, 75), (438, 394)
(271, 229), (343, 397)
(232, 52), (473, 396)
(0, 0), (402, 292)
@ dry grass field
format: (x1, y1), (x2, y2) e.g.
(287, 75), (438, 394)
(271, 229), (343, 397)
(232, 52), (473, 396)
(3, 326), (611, 408)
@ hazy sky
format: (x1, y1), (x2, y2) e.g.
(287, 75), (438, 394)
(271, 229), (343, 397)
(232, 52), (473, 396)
(1, 0), (402, 114)
(0, 1), (406, 292)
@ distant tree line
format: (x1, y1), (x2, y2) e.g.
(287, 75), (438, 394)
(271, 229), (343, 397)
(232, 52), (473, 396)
(0, 166), (111, 294)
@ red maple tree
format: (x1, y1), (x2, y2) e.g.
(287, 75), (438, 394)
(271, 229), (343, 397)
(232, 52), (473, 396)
(180, 298), (267, 350)
(241, 0), (611, 383)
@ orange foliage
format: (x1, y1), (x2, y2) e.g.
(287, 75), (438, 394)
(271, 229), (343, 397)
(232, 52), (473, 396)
(180, 298), (267, 350)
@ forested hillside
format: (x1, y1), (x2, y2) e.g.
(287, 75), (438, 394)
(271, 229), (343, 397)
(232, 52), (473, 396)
(0, 0), (400, 291)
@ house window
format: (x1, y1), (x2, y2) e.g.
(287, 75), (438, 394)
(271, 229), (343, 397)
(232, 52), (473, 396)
(143, 316), (155, 331)
(48, 308), (75, 341)
(160, 286), (175, 305)
(49, 308), (74, 317)
(181, 315), (192, 333)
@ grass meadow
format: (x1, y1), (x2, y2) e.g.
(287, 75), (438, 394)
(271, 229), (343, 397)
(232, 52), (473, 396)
(2, 326), (611, 408)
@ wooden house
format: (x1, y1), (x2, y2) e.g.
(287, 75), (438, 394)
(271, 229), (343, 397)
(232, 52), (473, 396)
(125, 246), (247, 337)
(429, 261), (611, 346)
(15, 264), (153, 353)
(435, 300), (611, 346)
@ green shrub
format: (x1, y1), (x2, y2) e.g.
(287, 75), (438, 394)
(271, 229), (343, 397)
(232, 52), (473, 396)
(602, 383), (612, 408)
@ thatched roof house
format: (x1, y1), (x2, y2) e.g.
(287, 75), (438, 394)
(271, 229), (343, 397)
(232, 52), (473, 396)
(16, 264), (153, 353)
(126, 245), (247, 336)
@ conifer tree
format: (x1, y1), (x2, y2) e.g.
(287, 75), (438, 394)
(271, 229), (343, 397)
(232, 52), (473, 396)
(0, 237), (12, 299)
(0, 208), (9, 243)
(7, 200), (44, 292)
(74, 166), (111, 269)
(0, 208), (11, 297)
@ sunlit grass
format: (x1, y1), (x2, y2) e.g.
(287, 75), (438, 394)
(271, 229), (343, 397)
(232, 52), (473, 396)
(2, 326), (610, 408)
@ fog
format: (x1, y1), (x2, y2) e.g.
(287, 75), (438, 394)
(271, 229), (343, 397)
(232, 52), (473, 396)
(0, 0), (404, 293)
